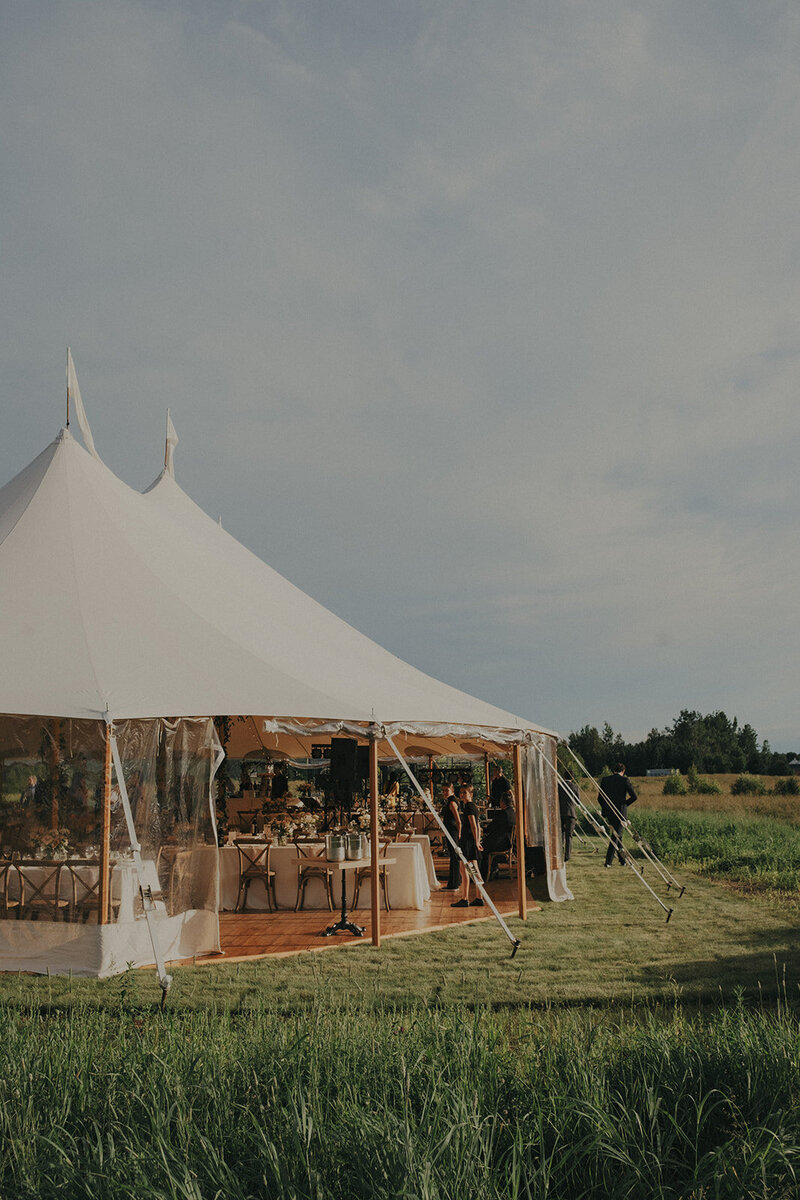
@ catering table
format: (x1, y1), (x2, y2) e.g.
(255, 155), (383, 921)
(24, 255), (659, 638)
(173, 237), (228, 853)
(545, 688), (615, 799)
(214, 841), (432, 911)
(319, 856), (395, 937)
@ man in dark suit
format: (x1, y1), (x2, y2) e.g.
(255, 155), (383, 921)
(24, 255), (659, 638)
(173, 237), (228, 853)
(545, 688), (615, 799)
(489, 764), (512, 806)
(598, 763), (637, 867)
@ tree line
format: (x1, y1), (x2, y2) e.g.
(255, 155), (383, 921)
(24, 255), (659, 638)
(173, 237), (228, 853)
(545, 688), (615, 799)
(568, 710), (797, 778)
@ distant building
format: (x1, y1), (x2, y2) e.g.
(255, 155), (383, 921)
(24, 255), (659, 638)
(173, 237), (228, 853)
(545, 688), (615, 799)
(788, 758), (800, 775)
(646, 769), (678, 777)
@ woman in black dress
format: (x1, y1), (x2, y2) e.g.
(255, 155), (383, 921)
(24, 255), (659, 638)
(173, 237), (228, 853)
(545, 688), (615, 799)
(451, 784), (484, 907)
(440, 782), (461, 889)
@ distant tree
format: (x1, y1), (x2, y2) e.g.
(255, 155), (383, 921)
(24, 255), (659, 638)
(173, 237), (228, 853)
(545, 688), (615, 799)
(567, 724), (623, 777)
(570, 710), (792, 776)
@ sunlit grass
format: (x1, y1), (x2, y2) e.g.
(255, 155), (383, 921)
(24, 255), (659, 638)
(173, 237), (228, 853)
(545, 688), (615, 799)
(633, 809), (800, 898)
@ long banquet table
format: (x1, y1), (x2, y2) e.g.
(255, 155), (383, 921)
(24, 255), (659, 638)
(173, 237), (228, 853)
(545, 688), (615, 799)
(214, 839), (436, 911)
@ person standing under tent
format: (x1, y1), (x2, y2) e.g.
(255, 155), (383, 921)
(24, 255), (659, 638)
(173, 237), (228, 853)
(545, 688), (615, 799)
(20, 774), (38, 808)
(558, 769), (578, 862)
(598, 763), (637, 867)
(451, 783), (484, 907)
(489, 763), (512, 806)
(271, 766), (289, 801)
(479, 791), (515, 879)
(440, 782), (461, 889)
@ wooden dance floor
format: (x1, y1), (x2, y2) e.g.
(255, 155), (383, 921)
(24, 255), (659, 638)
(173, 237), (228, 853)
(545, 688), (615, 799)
(183, 878), (541, 965)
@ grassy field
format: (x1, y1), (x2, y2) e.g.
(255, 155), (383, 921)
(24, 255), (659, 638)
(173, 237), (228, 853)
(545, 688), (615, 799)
(2, 825), (798, 1014)
(628, 773), (800, 823)
(1, 1000), (799, 1199)
(1, 782), (799, 1197)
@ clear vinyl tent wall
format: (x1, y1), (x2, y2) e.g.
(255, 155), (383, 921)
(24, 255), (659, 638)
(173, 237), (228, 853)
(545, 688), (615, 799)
(0, 714), (222, 977)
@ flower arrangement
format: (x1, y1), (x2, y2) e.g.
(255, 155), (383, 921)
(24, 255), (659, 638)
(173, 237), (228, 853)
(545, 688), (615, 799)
(348, 807), (389, 834)
(30, 827), (72, 859)
(265, 817), (292, 844)
(262, 797), (290, 815)
(290, 812), (318, 839)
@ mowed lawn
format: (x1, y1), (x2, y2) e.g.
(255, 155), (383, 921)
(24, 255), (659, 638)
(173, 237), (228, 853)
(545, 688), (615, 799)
(2, 830), (798, 1012)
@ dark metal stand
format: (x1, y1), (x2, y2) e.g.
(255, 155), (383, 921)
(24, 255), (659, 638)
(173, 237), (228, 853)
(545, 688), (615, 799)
(323, 864), (364, 937)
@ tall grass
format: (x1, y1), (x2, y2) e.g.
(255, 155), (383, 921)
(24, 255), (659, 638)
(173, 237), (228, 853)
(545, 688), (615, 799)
(0, 999), (799, 1198)
(633, 810), (800, 896)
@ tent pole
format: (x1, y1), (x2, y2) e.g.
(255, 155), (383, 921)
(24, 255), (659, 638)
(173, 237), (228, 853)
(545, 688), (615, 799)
(50, 720), (61, 830)
(369, 733), (381, 947)
(484, 751), (491, 806)
(512, 744), (527, 920)
(98, 723), (113, 924)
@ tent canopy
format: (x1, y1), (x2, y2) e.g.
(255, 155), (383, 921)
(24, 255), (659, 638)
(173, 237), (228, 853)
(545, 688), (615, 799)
(0, 429), (553, 739)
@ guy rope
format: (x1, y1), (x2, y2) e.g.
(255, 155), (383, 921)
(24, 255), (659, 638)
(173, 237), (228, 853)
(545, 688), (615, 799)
(384, 732), (522, 958)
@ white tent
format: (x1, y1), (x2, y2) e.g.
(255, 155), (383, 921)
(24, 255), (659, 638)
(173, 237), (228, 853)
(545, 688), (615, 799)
(0, 425), (568, 977)
(0, 428), (551, 731)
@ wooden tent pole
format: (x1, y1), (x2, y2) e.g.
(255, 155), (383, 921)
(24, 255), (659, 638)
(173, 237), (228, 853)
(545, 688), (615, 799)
(484, 751), (491, 806)
(512, 743), (527, 921)
(50, 720), (61, 830)
(369, 735), (381, 948)
(98, 723), (113, 925)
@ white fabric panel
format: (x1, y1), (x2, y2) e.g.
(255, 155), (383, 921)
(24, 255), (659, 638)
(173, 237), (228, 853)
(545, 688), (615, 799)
(522, 742), (574, 904)
(0, 910), (218, 978)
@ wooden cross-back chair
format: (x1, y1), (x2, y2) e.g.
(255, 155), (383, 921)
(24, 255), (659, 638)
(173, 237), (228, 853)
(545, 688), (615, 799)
(0, 861), (20, 919)
(237, 809), (261, 834)
(234, 839), (277, 912)
(486, 830), (517, 880)
(62, 861), (102, 922)
(351, 838), (392, 911)
(15, 861), (71, 922)
(294, 842), (334, 912)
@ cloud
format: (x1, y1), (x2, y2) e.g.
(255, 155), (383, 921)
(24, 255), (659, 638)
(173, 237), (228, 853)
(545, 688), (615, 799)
(0, 0), (798, 747)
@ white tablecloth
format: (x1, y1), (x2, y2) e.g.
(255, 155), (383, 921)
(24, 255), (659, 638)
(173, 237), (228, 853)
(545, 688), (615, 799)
(406, 835), (439, 892)
(213, 842), (431, 911)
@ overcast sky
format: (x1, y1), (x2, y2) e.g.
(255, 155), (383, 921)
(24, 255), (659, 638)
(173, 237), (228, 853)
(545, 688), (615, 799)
(1, 1), (798, 749)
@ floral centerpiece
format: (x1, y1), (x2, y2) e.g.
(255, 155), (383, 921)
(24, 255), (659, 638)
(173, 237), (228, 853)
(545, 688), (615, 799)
(265, 817), (292, 844)
(348, 806), (388, 835)
(30, 827), (72, 860)
(262, 796), (294, 816)
(290, 811), (318, 840)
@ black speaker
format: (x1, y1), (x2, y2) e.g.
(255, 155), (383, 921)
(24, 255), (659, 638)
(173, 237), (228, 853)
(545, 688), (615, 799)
(329, 738), (357, 784)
